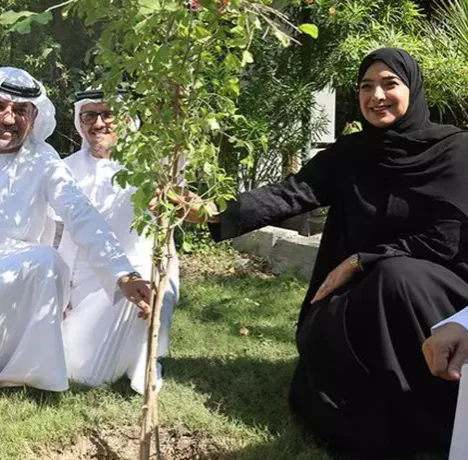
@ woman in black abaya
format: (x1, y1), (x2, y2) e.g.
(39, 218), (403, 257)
(165, 48), (468, 457)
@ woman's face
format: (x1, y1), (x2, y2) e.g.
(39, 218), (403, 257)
(359, 61), (410, 128)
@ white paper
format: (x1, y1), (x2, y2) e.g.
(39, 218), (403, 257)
(449, 363), (468, 460)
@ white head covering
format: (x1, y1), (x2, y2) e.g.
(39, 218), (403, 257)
(73, 88), (139, 150)
(74, 97), (98, 150)
(73, 87), (185, 185)
(0, 67), (56, 145)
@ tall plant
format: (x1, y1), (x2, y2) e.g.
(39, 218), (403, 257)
(233, 33), (330, 190)
(0, 1), (317, 458)
(299, 0), (468, 127)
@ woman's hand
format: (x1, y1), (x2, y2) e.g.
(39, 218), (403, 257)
(149, 190), (219, 224)
(311, 254), (361, 304)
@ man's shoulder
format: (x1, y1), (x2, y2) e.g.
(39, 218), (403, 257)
(62, 149), (86, 168)
(26, 141), (60, 165)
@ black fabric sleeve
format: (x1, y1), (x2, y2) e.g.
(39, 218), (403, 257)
(209, 145), (340, 242)
(357, 206), (467, 270)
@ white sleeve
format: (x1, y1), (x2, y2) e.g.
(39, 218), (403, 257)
(40, 214), (56, 246)
(432, 307), (468, 332)
(43, 150), (135, 298)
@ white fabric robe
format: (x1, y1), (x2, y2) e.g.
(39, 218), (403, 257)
(58, 148), (178, 394)
(0, 140), (135, 391)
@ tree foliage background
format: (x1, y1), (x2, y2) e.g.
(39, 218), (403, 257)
(2, 0), (468, 178)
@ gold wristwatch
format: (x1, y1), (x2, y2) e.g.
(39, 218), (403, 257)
(348, 253), (362, 272)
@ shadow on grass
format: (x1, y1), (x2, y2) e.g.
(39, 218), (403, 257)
(163, 357), (447, 460)
(164, 355), (297, 434)
(180, 273), (303, 342)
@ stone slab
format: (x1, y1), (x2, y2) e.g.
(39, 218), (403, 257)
(233, 226), (321, 281)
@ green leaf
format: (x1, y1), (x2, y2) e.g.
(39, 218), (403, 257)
(206, 117), (220, 131)
(11, 19), (32, 34)
(203, 162), (214, 174)
(227, 78), (240, 96)
(299, 23), (319, 39)
(164, 1), (178, 11)
(0, 11), (35, 26)
(41, 47), (53, 60)
(225, 53), (241, 72)
(33, 11), (53, 25)
(0, 10), (52, 34)
(274, 28), (291, 47)
(138, 0), (161, 14)
(240, 154), (254, 169)
(182, 241), (193, 253)
(260, 134), (268, 153)
(195, 26), (211, 41)
(217, 197), (227, 212)
(241, 50), (254, 67)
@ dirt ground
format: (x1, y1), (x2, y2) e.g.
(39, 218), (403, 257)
(41, 424), (224, 460)
(179, 251), (275, 281)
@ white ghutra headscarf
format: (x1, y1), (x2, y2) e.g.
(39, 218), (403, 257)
(73, 87), (186, 185)
(0, 67), (56, 146)
(73, 88), (140, 150)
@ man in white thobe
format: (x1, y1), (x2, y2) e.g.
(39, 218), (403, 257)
(58, 88), (178, 394)
(0, 68), (152, 392)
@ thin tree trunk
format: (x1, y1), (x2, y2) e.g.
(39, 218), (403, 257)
(140, 216), (175, 460)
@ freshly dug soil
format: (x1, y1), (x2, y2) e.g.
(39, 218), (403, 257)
(41, 424), (224, 460)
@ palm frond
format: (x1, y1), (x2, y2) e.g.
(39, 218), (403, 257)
(433, 0), (468, 57)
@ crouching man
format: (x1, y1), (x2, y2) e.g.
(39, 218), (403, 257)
(58, 88), (178, 394)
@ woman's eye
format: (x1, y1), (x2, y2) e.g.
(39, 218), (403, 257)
(360, 84), (371, 90)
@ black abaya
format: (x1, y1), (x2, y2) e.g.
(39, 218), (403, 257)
(291, 257), (468, 457)
(208, 48), (468, 457)
(210, 144), (468, 455)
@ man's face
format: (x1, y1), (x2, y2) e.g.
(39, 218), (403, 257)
(79, 102), (118, 155)
(0, 98), (37, 153)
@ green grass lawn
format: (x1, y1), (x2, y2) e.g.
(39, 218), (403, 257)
(0, 252), (444, 460)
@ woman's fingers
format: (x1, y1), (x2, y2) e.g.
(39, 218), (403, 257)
(311, 280), (331, 304)
(149, 189), (207, 223)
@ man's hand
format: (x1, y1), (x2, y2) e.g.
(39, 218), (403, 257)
(311, 255), (361, 304)
(422, 322), (468, 381)
(118, 274), (153, 320)
(148, 189), (219, 224)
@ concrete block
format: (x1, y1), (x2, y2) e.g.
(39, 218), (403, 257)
(269, 237), (319, 280)
(232, 226), (294, 258)
(233, 226), (321, 281)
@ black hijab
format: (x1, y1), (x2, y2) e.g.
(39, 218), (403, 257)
(348, 47), (468, 217)
(357, 47), (430, 133)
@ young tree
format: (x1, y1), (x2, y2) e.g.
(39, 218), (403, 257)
(0, 1), (317, 458)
